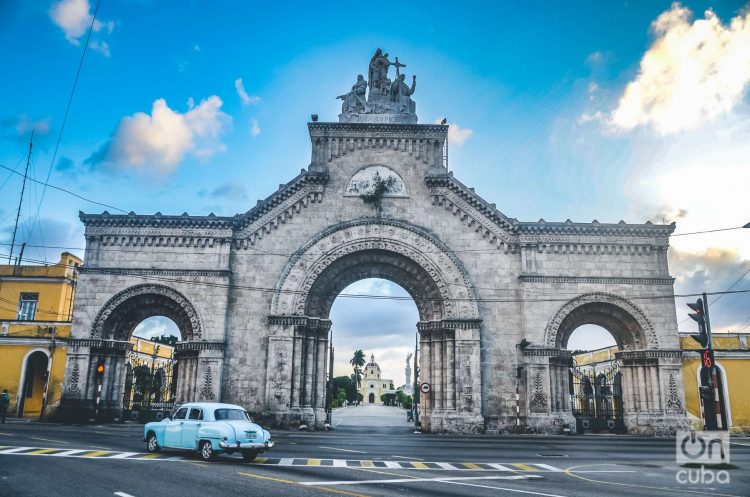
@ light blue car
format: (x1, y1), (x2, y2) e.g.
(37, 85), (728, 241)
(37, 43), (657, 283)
(143, 402), (274, 461)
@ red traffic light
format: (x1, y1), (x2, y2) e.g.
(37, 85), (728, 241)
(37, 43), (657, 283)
(687, 298), (705, 326)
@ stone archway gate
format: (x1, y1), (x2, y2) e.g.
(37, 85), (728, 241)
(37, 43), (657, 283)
(60, 54), (688, 434)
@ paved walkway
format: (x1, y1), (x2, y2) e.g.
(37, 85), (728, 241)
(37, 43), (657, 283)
(331, 404), (412, 433)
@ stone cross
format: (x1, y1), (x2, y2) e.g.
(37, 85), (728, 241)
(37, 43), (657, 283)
(392, 57), (406, 78)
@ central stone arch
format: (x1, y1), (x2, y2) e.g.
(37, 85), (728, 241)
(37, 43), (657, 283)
(266, 219), (484, 432)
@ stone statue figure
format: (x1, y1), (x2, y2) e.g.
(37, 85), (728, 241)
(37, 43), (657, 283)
(337, 74), (367, 113)
(390, 74), (417, 114)
(368, 48), (393, 93)
(406, 353), (412, 364)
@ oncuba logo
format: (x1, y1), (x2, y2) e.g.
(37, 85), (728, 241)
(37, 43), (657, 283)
(676, 430), (729, 464)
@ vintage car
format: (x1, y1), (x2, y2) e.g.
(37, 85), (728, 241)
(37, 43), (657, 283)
(143, 402), (274, 461)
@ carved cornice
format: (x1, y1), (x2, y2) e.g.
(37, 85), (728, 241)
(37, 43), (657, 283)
(519, 275), (675, 285)
(68, 338), (134, 351)
(617, 350), (683, 360)
(175, 341), (226, 352)
(522, 348), (573, 358)
(268, 315), (312, 326)
(81, 268), (230, 278)
(80, 211), (233, 230)
(417, 319), (482, 331)
(308, 122), (448, 139)
(518, 220), (675, 238)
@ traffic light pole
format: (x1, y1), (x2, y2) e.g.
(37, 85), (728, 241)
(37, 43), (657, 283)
(702, 292), (724, 431)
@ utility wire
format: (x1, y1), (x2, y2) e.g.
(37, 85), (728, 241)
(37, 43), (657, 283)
(27, 0), (103, 242)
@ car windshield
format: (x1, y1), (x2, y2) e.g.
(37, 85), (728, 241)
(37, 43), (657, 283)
(214, 409), (249, 421)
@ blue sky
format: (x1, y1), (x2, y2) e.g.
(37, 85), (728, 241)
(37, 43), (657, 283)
(2, 1), (750, 381)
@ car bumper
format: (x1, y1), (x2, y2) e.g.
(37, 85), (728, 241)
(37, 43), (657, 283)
(219, 440), (274, 450)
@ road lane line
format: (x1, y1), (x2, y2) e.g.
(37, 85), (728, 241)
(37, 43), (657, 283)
(440, 479), (566, 496)
(30, 436), (69, 444)
(0, 447), (33, 454)
(0, 432), (12, 436)
(139, 454), (163, 459)
(486, 463), (513, 471)
(564, 464), (744, 497)
(460, 463), (482, 470)
(27, 448), (61, 455)
(360, 460), (374, 468)
(307, 458), (322, 466)
(300, 474), (538, 486)
(319, 446), (367, 454)
(409, 461), (429, 469)
(82, 451), (110, 458)
(114, 493), (135, 497)
(237, 471), (370, 497)
(536, 463), (564, 472)
(332, 459), (347, 468)
(511, 463), (537, 471)
(107, 452), (140, 459)
(384, 461), (401, 469)
(391, 454), (424, 460)
(50, 449), (88, 457)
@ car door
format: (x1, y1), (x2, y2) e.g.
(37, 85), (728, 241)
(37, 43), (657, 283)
(164, 407), (188, 448)
(180, 408), (203, 449)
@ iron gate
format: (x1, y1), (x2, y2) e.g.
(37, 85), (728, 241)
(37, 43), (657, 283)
(569, 361), (625, 433)
(123, 351), (177, 422)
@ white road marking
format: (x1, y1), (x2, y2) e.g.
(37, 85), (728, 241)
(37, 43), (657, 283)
(107, 452), (140, 459)
(50, 449), (88, 457)
(391, 454), (424, 460)
(318, 446), (367, 454)
(0, 447), (33, 454)
(279, 458), (295, 466)
(331, 459), (347, 468)
(486, 463), (512, 471)
(441, 479), (569, 497)
(536, 463), (564, 472)
(436, 462), (459, 470)
(384, 461), (402, 469)
(300, 474), (538, 486)
(114, 492), (135, 497)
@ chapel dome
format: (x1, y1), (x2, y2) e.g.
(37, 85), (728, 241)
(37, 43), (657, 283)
(365, 353), (380, 370)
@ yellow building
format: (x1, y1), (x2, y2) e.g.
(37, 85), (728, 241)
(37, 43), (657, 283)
(0, 252), (81, 418)
(681, 333), (750, 434)
(358, 354), (395, 404)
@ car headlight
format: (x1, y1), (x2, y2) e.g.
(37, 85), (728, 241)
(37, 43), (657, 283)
(221, 436), (228, 441)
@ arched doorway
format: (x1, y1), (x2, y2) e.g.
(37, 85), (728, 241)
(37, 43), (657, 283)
(17, 351), (49, 417)
(62, 284), (213, 421)
(368, 393), (375, 403)
(566, 325), (623, 433)
(540, 293), (685, 435)
(267, 220), (482, 432)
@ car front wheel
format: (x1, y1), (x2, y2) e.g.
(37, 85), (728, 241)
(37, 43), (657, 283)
(146, 433), (160, 453)
(199, 441), (215, 461)
(241, 449), (258, 462)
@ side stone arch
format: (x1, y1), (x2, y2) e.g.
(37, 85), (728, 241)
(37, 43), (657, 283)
(543, 292), (658, 350)
(90, 283), (203, 341)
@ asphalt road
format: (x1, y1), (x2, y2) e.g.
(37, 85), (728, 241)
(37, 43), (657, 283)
(0, 408), (748, 497)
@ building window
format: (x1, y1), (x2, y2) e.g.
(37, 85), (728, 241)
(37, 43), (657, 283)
(17, 293), (38, 321)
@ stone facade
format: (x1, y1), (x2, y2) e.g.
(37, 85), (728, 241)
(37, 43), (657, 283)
(59, 54), (688, 435)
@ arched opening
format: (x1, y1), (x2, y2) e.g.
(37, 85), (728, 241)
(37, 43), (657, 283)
(565, 324), (624, 434)
(18, 351), (49, 417)
(329, 278), (419, 432)
(86, 284), (203, 421)
(123, 316), (182, 421)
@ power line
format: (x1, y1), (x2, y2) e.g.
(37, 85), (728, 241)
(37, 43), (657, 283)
(0, 164), (128, 214)
(27, 0), (103, 245)
(671, 226), (749, 237)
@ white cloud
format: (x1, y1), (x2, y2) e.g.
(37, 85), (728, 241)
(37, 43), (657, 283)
(49, 0), (114, 54)
(12, 114), (51, 136)
(610, 3), (750, 134)
(434, 119), (474, 145)
(249, 118), (261, 137)
(235, 78), (261, 106)
(86, 96), (231, 173)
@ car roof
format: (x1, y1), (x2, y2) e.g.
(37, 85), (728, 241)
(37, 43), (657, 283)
(177, 402), (246, 411)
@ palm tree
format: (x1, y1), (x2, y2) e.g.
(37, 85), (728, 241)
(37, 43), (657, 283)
(350, 349), (366, 388)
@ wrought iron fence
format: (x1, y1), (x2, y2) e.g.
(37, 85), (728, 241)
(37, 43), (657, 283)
(570, 361), (624, 433)
(123, 351), (177, 417)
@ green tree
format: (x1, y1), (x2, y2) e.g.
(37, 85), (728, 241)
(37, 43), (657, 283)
(350, 350), (366, 388)
(332, 376), (358, 403)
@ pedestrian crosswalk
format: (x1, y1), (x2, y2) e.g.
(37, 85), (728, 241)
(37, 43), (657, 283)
(0, 445), (563, 472)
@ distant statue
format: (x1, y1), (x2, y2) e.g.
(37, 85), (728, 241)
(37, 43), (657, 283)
(390, 74), (417, 114)
(368, 48), (394, 94)
(406, 353), (412, 364)
(337, 74), (367, 113)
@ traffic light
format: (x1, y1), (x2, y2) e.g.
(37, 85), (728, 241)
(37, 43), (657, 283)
(698, 385), (713, 402)
(687, 298), (709, 347)
(95, 358), (105, 380)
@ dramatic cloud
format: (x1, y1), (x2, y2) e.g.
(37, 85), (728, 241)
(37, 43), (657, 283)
(610, 3), (750, 134)
(86, 96), (231, 173)
(208, 180), (248, 201)
(249, 118), (261, 137)
(234, 78), (261, 106)
(434, 119), (473, 145)
(49, 0), (114, 55)
(670, 247), (750, 333)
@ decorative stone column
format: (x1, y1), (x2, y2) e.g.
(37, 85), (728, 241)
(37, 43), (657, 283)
(616, 350), (688, 436)
(521, 347), (575, 434)
(418, 319), (483, 433)
(174, 341), (225, 405)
